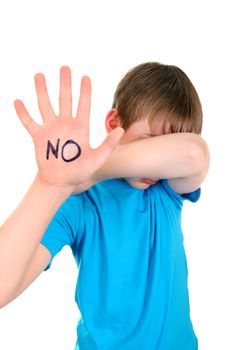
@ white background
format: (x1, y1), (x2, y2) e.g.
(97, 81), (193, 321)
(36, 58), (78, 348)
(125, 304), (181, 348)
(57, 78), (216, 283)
(0, 0), (232, 349)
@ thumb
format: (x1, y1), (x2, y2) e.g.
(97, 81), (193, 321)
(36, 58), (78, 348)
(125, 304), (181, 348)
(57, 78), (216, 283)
(103, 127), (125, 150)
(92, 127), (125, 167)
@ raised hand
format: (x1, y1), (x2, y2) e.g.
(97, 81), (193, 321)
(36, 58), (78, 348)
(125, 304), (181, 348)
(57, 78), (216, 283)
(14, 66), (124, 193)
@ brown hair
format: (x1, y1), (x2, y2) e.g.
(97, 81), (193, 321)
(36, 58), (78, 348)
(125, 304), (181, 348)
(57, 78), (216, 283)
(112, 62), (202, 134)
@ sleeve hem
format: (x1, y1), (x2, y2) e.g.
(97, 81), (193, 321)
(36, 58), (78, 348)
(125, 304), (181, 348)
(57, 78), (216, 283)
(161, 179), (201, 203)
(40, 241), (54, 271)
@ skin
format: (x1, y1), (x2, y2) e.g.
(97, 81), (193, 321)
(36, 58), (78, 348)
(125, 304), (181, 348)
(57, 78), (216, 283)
(101, 108), (209, 194)
(13, 67), (124, 193)
(105, 109), (169, 190)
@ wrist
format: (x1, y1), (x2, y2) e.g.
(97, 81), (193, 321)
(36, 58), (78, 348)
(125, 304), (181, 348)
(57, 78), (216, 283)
(33, 173), (74, 200)
(92, 146), (122, 182)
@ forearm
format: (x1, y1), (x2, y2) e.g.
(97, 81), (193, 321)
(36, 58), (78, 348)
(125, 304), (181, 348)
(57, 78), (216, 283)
(0, 175), (72, 305)
(95, 132), (207, 181)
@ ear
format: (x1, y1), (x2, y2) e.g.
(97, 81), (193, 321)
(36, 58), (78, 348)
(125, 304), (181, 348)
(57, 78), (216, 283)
(105, 109), (122, 133)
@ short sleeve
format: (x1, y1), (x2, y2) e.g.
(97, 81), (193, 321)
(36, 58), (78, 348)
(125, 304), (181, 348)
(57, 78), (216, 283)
(40, 194), (83, 270)
(159, 179), (201, 208)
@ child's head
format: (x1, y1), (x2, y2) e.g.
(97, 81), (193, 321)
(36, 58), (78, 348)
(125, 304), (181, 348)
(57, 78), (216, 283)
(105, 62), (203, 189)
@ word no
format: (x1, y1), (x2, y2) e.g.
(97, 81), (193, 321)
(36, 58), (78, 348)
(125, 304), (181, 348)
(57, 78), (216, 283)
(46, 138), (81, 162)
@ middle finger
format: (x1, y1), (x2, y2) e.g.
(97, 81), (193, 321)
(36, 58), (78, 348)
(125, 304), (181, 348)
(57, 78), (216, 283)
(59, 66), (72, 118)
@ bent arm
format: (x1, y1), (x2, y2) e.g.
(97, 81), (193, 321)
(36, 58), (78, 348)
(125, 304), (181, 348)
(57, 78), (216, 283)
(94, 132), (210, 193)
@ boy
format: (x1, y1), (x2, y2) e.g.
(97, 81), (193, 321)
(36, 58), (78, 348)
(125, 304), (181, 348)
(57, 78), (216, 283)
(0, 63), (209, 349)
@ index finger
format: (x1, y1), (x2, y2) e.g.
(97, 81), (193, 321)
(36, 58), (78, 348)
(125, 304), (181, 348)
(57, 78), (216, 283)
(75, 76), (91, 134)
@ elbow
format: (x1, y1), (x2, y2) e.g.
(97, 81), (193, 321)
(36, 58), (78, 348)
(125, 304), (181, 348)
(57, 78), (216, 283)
(189, 136), (210, 176)
(0, 286), (7, 308)
(0, 296), (9, 309)
(0, 294), (16, 309)
(0, 287), (16, 309)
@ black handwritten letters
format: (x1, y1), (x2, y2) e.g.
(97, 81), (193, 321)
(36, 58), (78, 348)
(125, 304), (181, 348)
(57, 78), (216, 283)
(46, 138), (81, 162)
(46, 139), (60, 159)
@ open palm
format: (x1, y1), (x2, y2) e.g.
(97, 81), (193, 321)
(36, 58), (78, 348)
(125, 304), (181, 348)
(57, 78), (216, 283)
(14, 66), (124, 193)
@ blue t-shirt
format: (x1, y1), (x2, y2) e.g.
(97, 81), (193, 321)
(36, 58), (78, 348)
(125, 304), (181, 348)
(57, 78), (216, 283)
(41, 178), (200, 350)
